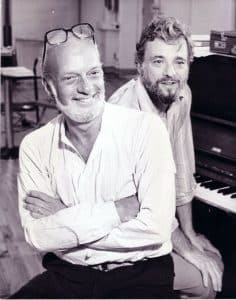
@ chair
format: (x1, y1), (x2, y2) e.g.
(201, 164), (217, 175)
(32, 57), (57, 125)
(1, 57), (57, 130)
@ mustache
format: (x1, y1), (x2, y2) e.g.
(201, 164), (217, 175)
(156, 76), (179, 85)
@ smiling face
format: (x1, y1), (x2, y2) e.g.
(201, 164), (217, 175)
(139, 37), (189, 111)
(44, 36), (105, 123)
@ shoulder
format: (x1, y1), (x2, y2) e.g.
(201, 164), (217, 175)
(20, 115), (61, 152)
(106, 102), (167, 140)
(108, 79), (140, 110)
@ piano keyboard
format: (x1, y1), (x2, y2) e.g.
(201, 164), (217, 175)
(194, 174), (236, 214)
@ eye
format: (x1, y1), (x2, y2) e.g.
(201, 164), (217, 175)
(176, 60), (186, 65)
(88, 69), (101, 77)
(153, 59), (163, 65)
(63, 75), (77, 82)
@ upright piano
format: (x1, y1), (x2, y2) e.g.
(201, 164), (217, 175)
(188, 54), (236, 297)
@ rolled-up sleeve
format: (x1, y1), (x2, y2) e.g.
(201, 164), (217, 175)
(174, 88), (196, 206)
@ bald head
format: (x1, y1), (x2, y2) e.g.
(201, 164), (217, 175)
(42, 34), (101, 80)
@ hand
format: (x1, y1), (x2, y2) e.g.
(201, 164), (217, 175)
(24, 191), (66, 219)
(115, 194), (139, 222)
(188, 232), (222, 258)
(184, 247), (223, 292)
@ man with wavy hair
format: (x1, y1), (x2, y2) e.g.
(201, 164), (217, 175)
(109, 17), (223, 299)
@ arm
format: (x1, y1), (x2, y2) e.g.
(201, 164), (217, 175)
(19, 137), (136, 251)
(172, 227), (223, 292)
(173, 86), (196, 235)
(176, 202), (195, 239)
(88, 116), (176, 251)
(174, 88), (222, 256)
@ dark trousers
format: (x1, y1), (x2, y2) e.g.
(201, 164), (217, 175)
(10, 252), (175, 299)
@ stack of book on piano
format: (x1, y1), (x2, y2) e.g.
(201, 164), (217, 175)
(191, 35), (211, 57)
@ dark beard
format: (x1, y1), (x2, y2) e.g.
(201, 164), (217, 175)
(143, 80), (176, 113)
(146, 87), (176, 113)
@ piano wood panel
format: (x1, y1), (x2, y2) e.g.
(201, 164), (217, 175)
(192, 116), (236, 161)
(193, 199), (236, 298)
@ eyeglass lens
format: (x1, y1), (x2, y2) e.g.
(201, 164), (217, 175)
(46, 24), (94, 45)
(72, 24), (93, 39)
(47, 29), (67, 45)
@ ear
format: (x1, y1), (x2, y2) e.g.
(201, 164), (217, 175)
(42, 78), (57, 101)
(137, 63), (143, 75)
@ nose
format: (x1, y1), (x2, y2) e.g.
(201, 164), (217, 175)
(163, 62), (176, 77)
(76, 76), (91, 95)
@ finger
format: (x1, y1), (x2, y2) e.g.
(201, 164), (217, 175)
(207, 251), (224, 272)
(28, 191), (53, 202)
(24, 197), (52, 212)
(199, 265), (209, 288)
(30, 212), (44, 219)
(24, 203), (49, 215)
(24, 196), (45, 205)
(212, 262), (223, 291)
(207, 261), (222, 292)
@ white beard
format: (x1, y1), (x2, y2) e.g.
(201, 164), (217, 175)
(55, 93), (105, 123)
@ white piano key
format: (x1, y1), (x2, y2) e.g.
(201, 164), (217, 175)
(195, 184), (236, 214)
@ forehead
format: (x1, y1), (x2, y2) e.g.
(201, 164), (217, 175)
(144, 37), (188, 60)
(47, 38), (100, 74)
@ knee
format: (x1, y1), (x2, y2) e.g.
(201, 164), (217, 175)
(181, 280), (216, 299)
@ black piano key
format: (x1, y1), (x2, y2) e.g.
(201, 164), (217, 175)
(230, 194), (236, 199)
(218, 187), (232, 193)
(218, 187), (236, 195)
(196, 175), (211, 184)
(200, 180), (214, 187)
(203, 181), (229, 190)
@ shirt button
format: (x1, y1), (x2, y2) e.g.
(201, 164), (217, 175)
(85, 251), (91, 261)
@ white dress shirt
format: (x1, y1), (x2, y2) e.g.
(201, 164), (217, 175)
(18, 103), (176, 266)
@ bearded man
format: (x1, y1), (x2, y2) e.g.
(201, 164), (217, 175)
(109, 17), (224, 299)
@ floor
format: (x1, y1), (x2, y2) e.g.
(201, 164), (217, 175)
(0, 71), (131, 297)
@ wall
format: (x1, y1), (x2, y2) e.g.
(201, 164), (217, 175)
(12, 0), (79, 41)
(80, 0), (143, 70)
(190, 0), (235, 33)
(80, 0), (105, 63)
(118, 0), (143, 70)
(143, 0), (236, 34)
(9, 0), (79, 67)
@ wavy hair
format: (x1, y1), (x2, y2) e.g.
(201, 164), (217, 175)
(135, 17), (194, 65)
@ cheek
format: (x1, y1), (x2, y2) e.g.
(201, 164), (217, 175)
(57, 86), (73, 104)
(143, 65), (163, 83)
(93, 78), (105, 93)
(176, 66), (189, 81)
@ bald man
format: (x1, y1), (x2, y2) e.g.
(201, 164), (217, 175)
(11, 24), (176, 298)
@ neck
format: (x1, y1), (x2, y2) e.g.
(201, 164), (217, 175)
(65, 113), (103, 143)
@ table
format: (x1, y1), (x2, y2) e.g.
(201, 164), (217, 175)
(1, 67), (35, 159)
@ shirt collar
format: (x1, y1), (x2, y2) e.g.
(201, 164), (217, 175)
(58, 102), (110, 155)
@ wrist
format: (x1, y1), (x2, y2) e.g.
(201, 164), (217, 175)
(180, 225), (196, 239)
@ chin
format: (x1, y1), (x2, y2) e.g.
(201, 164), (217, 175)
(66, 101), (105, 124)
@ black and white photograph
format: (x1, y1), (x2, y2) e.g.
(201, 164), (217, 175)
(0, 0), (236, 298)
